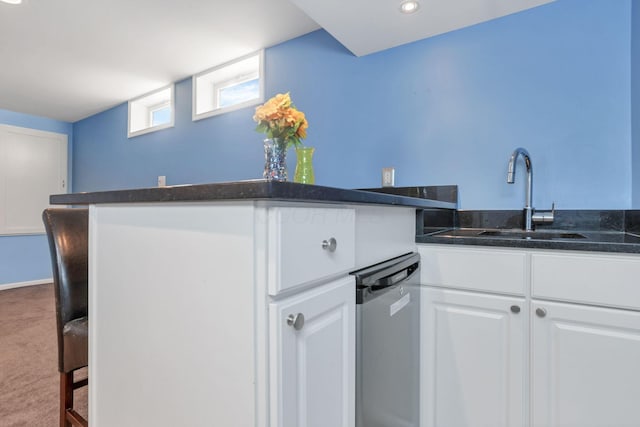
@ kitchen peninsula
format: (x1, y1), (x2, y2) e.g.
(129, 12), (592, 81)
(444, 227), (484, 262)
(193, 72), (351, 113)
(51, 180), (454, 427)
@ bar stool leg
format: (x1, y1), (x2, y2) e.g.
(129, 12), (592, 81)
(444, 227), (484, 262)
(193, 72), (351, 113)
(60, 372), (73, 427)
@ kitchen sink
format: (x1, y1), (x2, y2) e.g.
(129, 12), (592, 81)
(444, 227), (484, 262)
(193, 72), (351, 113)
(478, 230), (587, 240)
(430, 228), (589, 240)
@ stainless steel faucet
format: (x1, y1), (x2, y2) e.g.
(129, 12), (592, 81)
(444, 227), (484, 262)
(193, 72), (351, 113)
(507, 147), (534, 231)
(507, 148), (555, 231)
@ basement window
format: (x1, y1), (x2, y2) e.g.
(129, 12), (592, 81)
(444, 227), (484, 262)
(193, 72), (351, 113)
(150, 102), (172, 127)
(192, 51), (264, 121)
(128, 85), (175, 138)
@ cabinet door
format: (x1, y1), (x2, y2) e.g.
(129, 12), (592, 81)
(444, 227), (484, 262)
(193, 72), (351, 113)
(421, 287), (526, 427)
(270, 276), (355, 427)
(532, 300), (640, 427)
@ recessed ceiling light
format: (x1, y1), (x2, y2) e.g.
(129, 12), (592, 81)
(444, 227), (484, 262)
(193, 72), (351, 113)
(1, 0), (23, 4)
(399, 0), (420, 14)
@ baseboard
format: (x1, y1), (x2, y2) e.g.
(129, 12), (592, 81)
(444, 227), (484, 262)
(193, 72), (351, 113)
(0, 278), (52, 292)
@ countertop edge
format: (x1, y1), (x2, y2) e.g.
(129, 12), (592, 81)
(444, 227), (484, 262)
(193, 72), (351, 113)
(416, 234), (640, 254)
(50, 181), (457, 210)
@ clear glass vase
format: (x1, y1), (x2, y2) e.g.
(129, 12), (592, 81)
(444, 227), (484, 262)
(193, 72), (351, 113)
(263, 137), (288, 181)
(294, 146), (315, 184)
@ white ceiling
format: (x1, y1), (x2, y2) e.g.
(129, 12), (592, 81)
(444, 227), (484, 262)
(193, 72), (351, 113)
(291, 0), (555, 57)
(0, 0), (554, 123)
(0, 0), (319, 122)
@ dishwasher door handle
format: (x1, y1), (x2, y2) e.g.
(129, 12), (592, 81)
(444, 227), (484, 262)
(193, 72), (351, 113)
(369, 266), (412, 292)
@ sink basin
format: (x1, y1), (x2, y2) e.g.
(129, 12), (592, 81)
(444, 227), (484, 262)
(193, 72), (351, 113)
(429, 229), (589, 241)
(478, 230), (587, 240)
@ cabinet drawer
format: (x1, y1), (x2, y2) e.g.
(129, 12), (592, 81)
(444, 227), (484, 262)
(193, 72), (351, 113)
(418, 245), (527, 295)
(532, 252), (640, 311)
(268, 207), (355, 295)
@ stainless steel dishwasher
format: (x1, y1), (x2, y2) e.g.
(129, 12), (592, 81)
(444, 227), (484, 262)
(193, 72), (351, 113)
(352, 252), (420, 427)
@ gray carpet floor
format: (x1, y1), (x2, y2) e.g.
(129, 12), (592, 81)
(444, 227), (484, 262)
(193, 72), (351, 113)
(0, 283), (87, 426)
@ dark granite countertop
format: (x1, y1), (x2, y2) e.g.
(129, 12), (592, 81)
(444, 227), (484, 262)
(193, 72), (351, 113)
(50, 180), (457, 210)
(417, 228), (640, 254)
(416, 209), (640, 254)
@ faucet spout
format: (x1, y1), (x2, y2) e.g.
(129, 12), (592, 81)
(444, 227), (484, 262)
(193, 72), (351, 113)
(507, 147), (534, 231)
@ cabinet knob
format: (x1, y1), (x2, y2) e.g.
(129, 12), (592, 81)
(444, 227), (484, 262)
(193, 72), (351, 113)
(510, 305), (521, 314)
(286, 313), (305, 330)
(322, 237), (337, 252)
(536, 307), (547, 318)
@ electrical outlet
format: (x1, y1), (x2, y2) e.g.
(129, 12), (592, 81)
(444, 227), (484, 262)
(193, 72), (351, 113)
(382, 167), (395, 187)
(157, 176), (166, 187)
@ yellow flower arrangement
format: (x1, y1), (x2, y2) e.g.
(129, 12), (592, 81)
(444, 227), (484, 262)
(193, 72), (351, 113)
(253, 92), (308, 148)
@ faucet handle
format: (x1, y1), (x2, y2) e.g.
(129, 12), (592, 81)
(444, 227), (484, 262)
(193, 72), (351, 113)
(532, 201), (555, 225)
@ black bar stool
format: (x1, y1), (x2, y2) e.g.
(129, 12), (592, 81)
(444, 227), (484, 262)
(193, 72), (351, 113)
(43, 208), (89, 427)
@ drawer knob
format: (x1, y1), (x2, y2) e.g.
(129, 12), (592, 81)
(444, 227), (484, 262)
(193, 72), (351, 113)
(286, 313), (305, 330)
(322, 237), (337, 252)
(536, 307), (547, 318)
(510, 305), (520, 314)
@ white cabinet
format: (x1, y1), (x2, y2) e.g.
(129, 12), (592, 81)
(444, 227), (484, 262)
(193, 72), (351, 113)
(270, 276), (355, 427)
(418, 244), (640, 427)
(90, 204), (259, 427)
(88, 202), (415, 426)
(418, 245), (528, 427)
(421, 287), (526, 427)
(531, 300), (640, 427)
(267, 207), (355, 295)
(420, 245), (527, 295)
(531, 252), (640, 310)
(530, 251), (640, 427)
(266, 206), (356, 427)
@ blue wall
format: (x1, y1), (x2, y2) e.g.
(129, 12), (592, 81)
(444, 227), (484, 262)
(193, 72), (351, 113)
(0, 109), (73, 285)
(1, 0), (631, 286)
(633, 0), (640, 208)
(73, 0), (631, 211)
